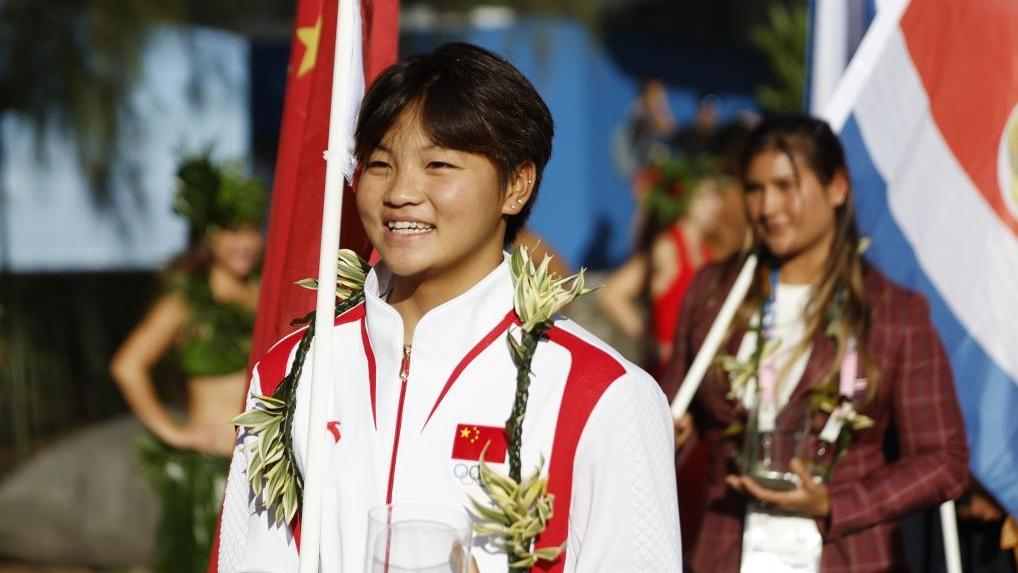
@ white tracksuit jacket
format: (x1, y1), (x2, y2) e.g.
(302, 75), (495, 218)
(216, 259), (682, 572)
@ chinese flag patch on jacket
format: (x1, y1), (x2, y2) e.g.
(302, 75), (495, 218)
(451, 424), (507, 463)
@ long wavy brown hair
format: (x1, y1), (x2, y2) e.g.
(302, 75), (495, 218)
(731, 114), (879, 399)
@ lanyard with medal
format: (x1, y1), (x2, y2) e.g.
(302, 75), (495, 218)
(741, 270), (834, 573)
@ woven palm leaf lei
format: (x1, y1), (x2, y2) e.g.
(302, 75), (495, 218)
(470, 246), (592, 573)
(232, 249), (370, 526)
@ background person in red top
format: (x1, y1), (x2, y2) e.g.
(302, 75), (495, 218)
(665, 114), (968, 572)
(598, 174), (723, 368)
(599, 149), (748, 373)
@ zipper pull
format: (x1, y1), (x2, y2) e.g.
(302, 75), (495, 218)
(399, 345), (412, 382)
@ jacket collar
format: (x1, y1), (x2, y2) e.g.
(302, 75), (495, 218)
(362, 255), (515, 375)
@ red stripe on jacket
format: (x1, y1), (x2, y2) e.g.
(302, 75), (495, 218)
(257, 303), (366, 396)
(533, 325), (628, 572)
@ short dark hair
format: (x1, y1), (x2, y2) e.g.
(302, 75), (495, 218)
(354, 42), (554, 245)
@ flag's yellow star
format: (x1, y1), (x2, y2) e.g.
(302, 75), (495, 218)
(295, 16), (322, 77)
(460, 428), (471, 439)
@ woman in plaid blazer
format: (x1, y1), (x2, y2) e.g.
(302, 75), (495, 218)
(663, 114), (969, 572)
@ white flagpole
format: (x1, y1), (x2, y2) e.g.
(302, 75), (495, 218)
(298, 0), (363, 571)
(807, 0), (850, 115)
(823, 0), (909, 132)
(670, 254), (758, 418)
(940, 500), (964, 573)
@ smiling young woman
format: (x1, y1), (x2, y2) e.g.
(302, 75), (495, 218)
(664, 114), (969, 572)
(355, 106), (535, 343)
(215, 43), (682, 573)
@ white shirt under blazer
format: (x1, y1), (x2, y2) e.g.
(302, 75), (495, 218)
(216, 258), (683, 572)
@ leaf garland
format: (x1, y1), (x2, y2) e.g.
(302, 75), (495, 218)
(637, 153), (727, 229)
(470, 447), (565, 570)
(234, 245), (592, 570)
(471, 245), (592, 572)
(508, 246), (591, 333)
(294, 249), (372, 302)
(231, 249), (369, 527)
(717, 279), (875, 479)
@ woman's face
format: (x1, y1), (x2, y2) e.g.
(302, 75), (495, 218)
(208, 224), (263, 278)
(743, 148), (846, 264)
(356, 112), (523, 283)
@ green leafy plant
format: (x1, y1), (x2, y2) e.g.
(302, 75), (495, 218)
(750, 1), (808, 112)
(0, 0), (291, 197)
(637, 154), (725, 229)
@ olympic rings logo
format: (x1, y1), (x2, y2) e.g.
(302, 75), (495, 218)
(452, 462), (481, 485)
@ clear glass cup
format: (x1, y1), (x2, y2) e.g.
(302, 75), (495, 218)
(741, 405), (826, 491)
(366, 504), (473, 573)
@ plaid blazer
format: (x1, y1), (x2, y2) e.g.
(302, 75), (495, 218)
(661, 260), (969, 573)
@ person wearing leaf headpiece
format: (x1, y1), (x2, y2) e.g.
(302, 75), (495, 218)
(663, 115), (968, 572)
(599, 147), (749, 378)
(110, 155), (266, 573)
(215, 43), (682, 573)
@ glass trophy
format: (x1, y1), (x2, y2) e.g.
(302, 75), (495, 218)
(740, 403), (832, 491)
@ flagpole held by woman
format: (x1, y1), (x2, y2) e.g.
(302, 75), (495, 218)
(298, 0), (364, 570)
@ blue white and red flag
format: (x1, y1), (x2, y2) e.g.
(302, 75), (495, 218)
(827, 0), (1018, 515)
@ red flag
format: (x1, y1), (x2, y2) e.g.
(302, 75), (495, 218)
(451, 424), (508, 464)
(208, 3), (397, 570)
(250, 0), (399, 365)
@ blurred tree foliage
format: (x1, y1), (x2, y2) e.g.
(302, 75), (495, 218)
(750, 1), (807, 112)
(0, 0), (293, 200)
(0, 0), (293, 470)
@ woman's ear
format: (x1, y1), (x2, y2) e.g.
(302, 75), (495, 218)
(828, 169), (849, 207)
(502, 163), (537, 215)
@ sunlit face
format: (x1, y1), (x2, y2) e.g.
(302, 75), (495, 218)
(208, 224), (263, 278)
(743, 149), (846, 263)
(355, 111), (522, 283)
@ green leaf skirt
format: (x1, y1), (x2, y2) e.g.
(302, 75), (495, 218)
(137, 435), (229, 573)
